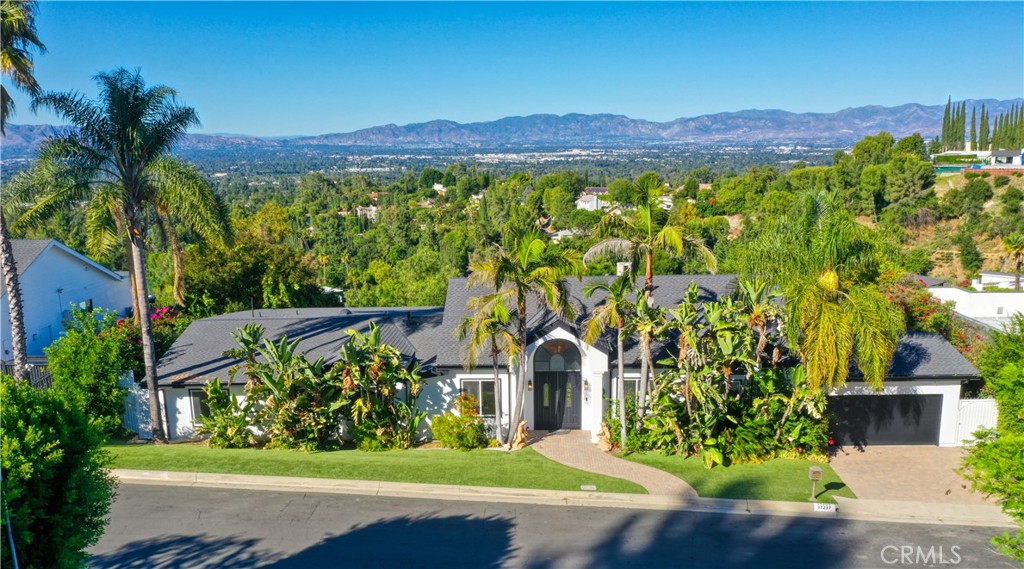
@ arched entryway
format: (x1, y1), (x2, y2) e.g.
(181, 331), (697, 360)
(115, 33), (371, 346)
(533, 339), (582, 430)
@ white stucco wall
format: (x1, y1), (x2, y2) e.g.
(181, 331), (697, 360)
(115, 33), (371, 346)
(164, 385), (246, 441)
(832, 381), (963, 446)
(1, 244), (132, 358)
(928, 287), (1024, 318)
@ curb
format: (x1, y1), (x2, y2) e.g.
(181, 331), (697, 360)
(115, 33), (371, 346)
(111, 469), (1016, 527)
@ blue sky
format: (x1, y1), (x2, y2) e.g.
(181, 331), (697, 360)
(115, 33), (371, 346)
(10, 2), (1024, 136)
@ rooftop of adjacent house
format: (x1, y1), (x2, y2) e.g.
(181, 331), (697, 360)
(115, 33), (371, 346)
(990, 150), (1023, 157)
(582, 186), (608, 195)
(4, 239), (124, 281)
(156, 306), (442, 386)
(980, 270), (1021, 278)
(906, 274), (947, 288)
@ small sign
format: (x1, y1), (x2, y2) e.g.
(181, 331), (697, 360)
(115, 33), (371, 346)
(813, 503), (836, 512)
(580, 485), (597, 491)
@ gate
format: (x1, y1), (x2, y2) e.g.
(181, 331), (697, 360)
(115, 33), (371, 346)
(955, 399), (998, 445)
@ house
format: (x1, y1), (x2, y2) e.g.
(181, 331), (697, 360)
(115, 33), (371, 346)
(926, 278), (1024, 331)
(155, 274), (979, 447)
(974, 270), (1022, 291)
(354, 205), (379, 221)
(575, 194), (604, 211)
(989, 149), (1023, 167)
(1, 239), (132, 360)
(433, 183), (447, 196)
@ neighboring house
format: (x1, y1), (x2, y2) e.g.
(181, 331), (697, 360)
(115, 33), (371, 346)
(1, 239), (132, 360)
(156, 274), (979, 447)
(974, 270), (1022, 291)
(574, 194), (604, 211)
(433, 183), (447, 196)
(926, 282), (1024, 331)
(354, 205), (378, 221)
(989, 149), (1023, 167)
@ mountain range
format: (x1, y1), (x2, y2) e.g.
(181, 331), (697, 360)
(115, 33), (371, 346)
(3, 99), (1021, 158)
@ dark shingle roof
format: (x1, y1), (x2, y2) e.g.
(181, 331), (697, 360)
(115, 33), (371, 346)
(10, 239), (54, 272)
(849, 332), (978, 380)
(906, 274), (946, 288)
(156, 307), (442, 386)
(430, 274), (738, 368)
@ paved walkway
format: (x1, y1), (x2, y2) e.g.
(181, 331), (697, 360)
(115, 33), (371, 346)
(829, 446), (992, 505)
(529, 430), (698, 498)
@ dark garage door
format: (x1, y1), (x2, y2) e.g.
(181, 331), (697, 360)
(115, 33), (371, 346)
(829, 394), (942, 446)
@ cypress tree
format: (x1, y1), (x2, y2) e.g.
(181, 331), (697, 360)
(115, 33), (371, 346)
(958, 101), (967, 150)
(970, 107), (977, 151)
(979, 105), (989, 150)
(942, 97), (951, 151)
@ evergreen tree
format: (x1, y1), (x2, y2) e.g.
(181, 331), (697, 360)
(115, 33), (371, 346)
(979, 105), (989, 150)
(958, 101), (967, 150)
(970, 107), (977, 151)
(942, 97), (951, 151)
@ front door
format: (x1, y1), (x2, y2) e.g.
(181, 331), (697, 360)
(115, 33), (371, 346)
(533, 371), (582, 430)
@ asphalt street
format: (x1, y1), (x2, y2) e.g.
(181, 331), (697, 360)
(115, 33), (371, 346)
(89, 483), (1015, 569)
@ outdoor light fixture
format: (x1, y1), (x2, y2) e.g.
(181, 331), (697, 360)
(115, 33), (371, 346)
(808, 466), (823, 501)
(583, 379), (590, 391)
(527, 380), (533, 391)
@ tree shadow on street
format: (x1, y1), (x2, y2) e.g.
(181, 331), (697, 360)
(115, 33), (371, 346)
(90, 512), (516, 569)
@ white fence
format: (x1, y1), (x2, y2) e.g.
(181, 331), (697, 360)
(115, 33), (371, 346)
(955, 399), (999, 444)
(119, 373), (152, 439)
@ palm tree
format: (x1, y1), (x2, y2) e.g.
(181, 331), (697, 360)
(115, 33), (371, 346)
(455, 290), (520, 442)
(736, 192), (905, 391)
(630, 289), (667, 420)
(582, 275), (634, 449)
(1003, 233), (1024, 291)
(1, 0), (45, 133)
(0, 0), (44, 380)
(467, 229), (581, 446)
(16, 68), (209, 441)
(585, 173), (716, 302)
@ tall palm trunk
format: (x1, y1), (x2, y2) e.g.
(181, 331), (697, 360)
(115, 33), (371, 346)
(490, 338), (504, 443)
(0, 213), (28, 380)
(507, 297), (528, 447)
(156, 211), (187, 306)
(127, 215), (166, 442)
(167, 223), (186, 306)
(644, 252), (654, 302)
(637, 333), (653, 423)
(616, 322), (626, 449)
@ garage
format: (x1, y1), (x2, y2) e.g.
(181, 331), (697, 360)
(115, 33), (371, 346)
(829, 394), (943, 446)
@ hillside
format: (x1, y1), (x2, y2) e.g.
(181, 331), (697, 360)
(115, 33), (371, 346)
(4, 98), (1021, 159)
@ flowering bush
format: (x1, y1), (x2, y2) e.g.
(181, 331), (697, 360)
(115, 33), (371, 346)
(430, 393), (488, 450)
(884, 279), (984, 362)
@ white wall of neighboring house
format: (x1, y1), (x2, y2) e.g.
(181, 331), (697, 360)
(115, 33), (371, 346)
(974, 272), (1021, 291)
(928, 287), (1024, 320)
(1, 244), (132, 359)
(575, 194), (602, 211)
(832, 382), (964, 446)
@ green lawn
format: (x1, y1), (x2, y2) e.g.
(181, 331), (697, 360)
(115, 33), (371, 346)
(627, 453), (856, 504)
(106, 443), (646, 494)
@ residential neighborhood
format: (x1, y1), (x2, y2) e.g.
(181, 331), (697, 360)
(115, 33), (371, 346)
(2, 2), (1023, 569)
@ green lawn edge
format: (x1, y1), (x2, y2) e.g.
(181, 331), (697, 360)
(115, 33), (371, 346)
(106, 443), (647, 495)
(626, 453), (857, 504)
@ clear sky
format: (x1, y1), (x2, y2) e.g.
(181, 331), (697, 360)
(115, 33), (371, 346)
(9, 1), (1024, 137)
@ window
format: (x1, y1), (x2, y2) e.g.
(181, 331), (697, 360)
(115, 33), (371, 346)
(462, 379), (496, 417)
(189, 389), (212, 421)
(623, 378), (640, 399)
(534, 340), (581, 372)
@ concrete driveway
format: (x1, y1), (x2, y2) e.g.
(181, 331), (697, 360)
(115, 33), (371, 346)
(829, 446), (993, 505)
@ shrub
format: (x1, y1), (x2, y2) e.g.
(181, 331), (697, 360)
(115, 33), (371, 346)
(431, 393), (488, 450)
(903, 247), (935, 275)
(994, 175), (1011, 188)
(1, 374), (117, 569)
(961, 430), (1024, 562)
(195, 378), (256, 448)
(45, 308), (132, 436)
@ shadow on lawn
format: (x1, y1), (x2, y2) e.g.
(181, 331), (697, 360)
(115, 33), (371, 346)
(89, 513), (517, 569)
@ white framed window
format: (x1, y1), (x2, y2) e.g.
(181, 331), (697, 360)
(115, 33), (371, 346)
(461, 379), (496, 417)
(189, 388), (212, 421)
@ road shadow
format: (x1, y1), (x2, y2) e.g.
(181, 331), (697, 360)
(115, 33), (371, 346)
(88, 534), (275, 568)
(524, 480), (853, 569)
(90, 513), (516, 569)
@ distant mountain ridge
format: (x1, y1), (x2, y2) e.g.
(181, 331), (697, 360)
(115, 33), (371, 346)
(4, 99), (1021, 157)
